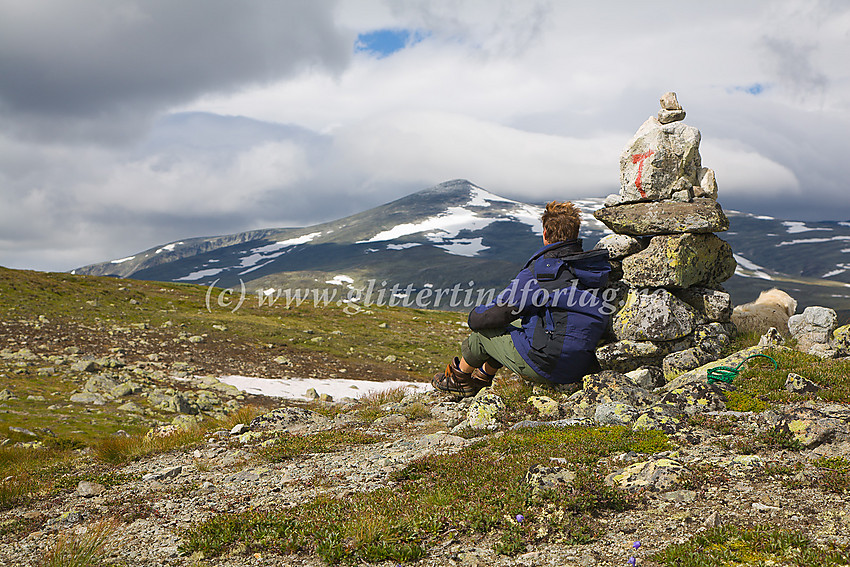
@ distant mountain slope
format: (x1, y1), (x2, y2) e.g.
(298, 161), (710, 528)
(74, 179), (850, 319)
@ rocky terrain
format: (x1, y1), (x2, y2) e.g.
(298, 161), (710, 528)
(3, 265), (850, 566)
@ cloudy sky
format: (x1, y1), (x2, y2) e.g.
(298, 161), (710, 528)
(1, 0), (848, 272)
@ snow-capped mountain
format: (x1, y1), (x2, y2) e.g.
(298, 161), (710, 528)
(74, 179), (850, 316)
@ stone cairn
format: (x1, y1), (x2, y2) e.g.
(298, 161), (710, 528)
(592, 92), (738, 382)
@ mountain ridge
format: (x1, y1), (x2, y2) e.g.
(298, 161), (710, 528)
(73, 179), (850, 318)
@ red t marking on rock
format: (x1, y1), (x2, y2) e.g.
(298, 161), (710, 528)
(631, 149), (654, 198)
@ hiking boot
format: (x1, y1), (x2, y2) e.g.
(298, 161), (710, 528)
(471, 368), (495, 388)
(432, 357), (485, 397)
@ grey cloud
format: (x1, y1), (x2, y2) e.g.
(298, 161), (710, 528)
(760, 37), (828, 100)
(0, 0), (351, 142)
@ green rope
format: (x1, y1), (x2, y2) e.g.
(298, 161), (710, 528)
(707, 354), (779, 385)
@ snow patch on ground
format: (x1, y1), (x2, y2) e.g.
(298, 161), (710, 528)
(218, 375), (431, 401)
(733, 254), (772, 280)
(326, 275), (354, 286)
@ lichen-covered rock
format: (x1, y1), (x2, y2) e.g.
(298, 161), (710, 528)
(774, 406), (849, 448)
(605, 457), (687, 492)
(662, 348), (714, 378)
(674, 287), (732, 323)
(834, 324), (850, 354)
(594, 402), (640, 426)
(148, 390), (196, 414)
(527, 395), (560, 419)
(525, 464), (576, 499)
(467, 394), (505, 430)
(69, 392), (106, 405)
(250, 407), (330, 432)
(692, 322), (734, 357)
(573, 370), (657, 417)
(663, 345), (790, 391)
(597, 339), (689, 373)
(618, 117), (701, 203)
(659, 383), (727, 416)
(592, 199), (728, 236)
(633, 405), (683, 434)
(622, 233), (736, 289)
(612, 288), (697, 341)
(625, 366), (665, 390)
(593, 233), (643, 259)
(785, 373), (822, 394)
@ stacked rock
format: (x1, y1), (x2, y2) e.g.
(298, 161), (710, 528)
(593, 92), (738, 379)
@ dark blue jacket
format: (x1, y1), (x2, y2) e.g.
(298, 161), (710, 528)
(468, 239), (611, 384)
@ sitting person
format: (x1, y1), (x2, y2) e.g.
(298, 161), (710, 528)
(432, 201), (612, 397)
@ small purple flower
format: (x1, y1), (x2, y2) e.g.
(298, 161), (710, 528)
(516, 514), (525, 523)
(627, 557), (636, 566)
(633, 541), (641, 549)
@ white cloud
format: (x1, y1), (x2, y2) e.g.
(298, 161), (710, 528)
(1, 0), (849, 271)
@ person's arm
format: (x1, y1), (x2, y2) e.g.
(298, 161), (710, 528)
(467, 270), (537, 330)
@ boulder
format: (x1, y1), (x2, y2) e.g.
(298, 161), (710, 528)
(593, 234), (643, 259)
(250, 407), (330, 432)
(774, 406), (849, 448)
(622, 233), (736, 288)
(658, 382), (728, 416)
(695, 167), (718, 199)
(573, 370), (657, 416)
(674, 287), (732, 323)
(633, 405), (683, 434)
(834, 324), (850, 354)
(69, 392), (106, 405)
(467, 394), (505, 430)
(527, 395), (560, 419)
(594, 402), (640, 426)
(785, 373), (822, 394)
(788, 306), (838, 356)
(597, 338), (692, 374)
(593, 199), (728, 236)
(663, 348), (715, 378)
(625, 366), (665, 390)
(612, 288), (697, 341)
(618, 117), (701, 203)
(605, 458), (687, 492)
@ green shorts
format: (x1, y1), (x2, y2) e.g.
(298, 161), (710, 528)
(461, 327), (548, 385)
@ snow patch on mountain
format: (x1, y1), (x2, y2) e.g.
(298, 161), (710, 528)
(733, 254), (772, 280)
(434, 238), (487, 257)
(357, 187), (548, 257)
(237, 231), (323, 275)
(782, 221), (832, 234)
(176, 268), (225, 282)
(111, 255), (136, 264)
(156, 242), (184, 254)
(386, 243), (421, 250)
(776, 236), (850, 247)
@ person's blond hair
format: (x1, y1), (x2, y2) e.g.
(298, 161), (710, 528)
(541, 201), (581, 242)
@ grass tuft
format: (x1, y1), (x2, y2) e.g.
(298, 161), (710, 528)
(40, 517), (119, 567)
